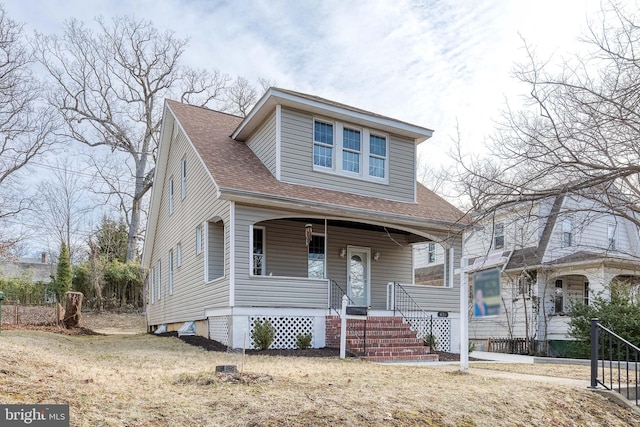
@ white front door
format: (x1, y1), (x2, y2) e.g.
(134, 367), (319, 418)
(347, 247), (370, 306)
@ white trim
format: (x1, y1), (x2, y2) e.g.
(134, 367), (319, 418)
(205, 219), (226, 283)
(413, 144), (418, 203)
(311, 116), (390, 185)
(346, 246), (371, 306)
(232, 88), (433, 142)
(156, 259), (162, 301)
(249, 225), (266, 276)
(180, 157), (187, 200)
(449, 247), (455, 288)
(229, 201), (236, 307)
(275, 105), (282, 180)
(195, 223), (203, 255)
(176, 242), (182, 267)
(324, 218), (328, 279)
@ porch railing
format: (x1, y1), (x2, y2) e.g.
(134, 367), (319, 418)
(387, 282), (451, 350)
(590, 318), (640, 406)
(329, 280), (353, 316)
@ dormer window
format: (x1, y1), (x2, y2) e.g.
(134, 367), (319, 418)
(313, 118), (389, 183)
(313, 120), (334, 168)
(369, 134), (387, 178)
(342, 128), (361, 173)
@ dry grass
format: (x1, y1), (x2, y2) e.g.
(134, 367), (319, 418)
(470, 363), (591, 380)
(1, 331), (639, 427)
(81, 311), (147, 334)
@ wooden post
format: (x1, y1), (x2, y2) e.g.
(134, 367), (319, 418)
(63, 292), (83, 328)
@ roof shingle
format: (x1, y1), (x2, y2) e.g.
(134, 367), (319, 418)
(167, 99), (465, 227)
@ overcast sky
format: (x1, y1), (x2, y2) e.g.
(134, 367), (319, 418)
(4, 0), (606, 167)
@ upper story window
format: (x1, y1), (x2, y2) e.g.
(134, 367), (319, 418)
(196, 224), (203, 255)
(313, 121), (334, 168)
(168, 178), (174, 215)
(494, 223), (504, 249)
(562, 218), (573, 247)
(607, 224), (617, 250)
(313, 118), (389, 183)
(369, 134), (387, 178)
(180, 158), (187, 200)
(176, 242), (182, 267)
(342, 128), (361, 173)
(427, 242), (436, 263)
(252, 226), (265, 276)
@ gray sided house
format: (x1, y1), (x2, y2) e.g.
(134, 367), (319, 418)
(465, 194), (640, 356)
(142, 88), (465, 360)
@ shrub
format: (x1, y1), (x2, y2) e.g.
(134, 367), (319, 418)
(423, 334), (438, 351)
(296, 333), (312, 350)
(252, 319), (276, 350)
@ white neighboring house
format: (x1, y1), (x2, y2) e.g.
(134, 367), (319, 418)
(464, 193), (640, 356)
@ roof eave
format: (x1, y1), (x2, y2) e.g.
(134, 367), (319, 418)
(232, 88), (433, 143)
(218, 187), (465, 232)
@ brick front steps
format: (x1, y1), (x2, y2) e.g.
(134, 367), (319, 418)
(326, 315), (438, 362)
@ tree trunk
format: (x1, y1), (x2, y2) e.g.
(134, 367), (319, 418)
(63, 291), (83, 328)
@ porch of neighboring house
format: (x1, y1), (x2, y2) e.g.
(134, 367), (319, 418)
(206, 216), (458, 361)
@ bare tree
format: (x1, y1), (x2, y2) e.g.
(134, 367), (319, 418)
(33, 157), (94, 261)
(449, 1), (640, 227)
(0, 6), (57, 254)
(224, 77), (274, 118)
(34, 16), (229, 261)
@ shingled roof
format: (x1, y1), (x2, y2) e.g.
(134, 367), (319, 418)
(166, 99), (465, 228)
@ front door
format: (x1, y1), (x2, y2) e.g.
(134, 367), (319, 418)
(347, 247), (370, 306)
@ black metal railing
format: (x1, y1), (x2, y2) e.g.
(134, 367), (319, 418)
(390, 282), (430, 340)
(329, 280), (353, 316)
(590, 318), (640, 406)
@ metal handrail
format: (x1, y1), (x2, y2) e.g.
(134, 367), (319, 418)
(390, 282), (432, 341)
(590, 318), (640, 406)
(329, 280), (354, 316)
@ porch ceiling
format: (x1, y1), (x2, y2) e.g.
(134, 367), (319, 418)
(279, 218), (432, 242)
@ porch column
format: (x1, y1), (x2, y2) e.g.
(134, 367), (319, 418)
(460, 257), (469, 372)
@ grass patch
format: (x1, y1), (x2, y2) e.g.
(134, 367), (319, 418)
(0, 330), (638, 426)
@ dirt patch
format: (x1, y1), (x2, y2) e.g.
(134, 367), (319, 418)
(1, 323), (102, 335)
(155, 331), (348, 357)
(175, 371), (273, 386)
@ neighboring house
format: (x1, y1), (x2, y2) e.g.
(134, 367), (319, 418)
(0, 252), (54, 284)
(465, 194), (640, 355)
(142, 88), (466, 360)
(0, 252), (56, 303)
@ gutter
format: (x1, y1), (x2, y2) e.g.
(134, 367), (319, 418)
(218, 187), (466, 232)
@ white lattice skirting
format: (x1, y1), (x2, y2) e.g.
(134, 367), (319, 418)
(249, 316), (314, 349)
(406, 317), (452, 352)
(208, 316), (231, 346)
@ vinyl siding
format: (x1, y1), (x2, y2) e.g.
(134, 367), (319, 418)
(232, 205), (461, 311)
(146, 125), (230, 326)
(279, 107), (416, 202)
(246, 111), (277, 175)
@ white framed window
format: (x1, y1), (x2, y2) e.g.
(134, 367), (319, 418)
(168, 249), (174, 295)
(156, 259), (162, 301)
(607, 224), (617, 250)
(342, 127), (361, 174)
(584, 282), (589, 306)
(149, 267), (155, 305)
(494, 223), (504, 249)
(308, 234), (325, 279)
(313, 120), (334, 168)
(313, 118), (389, 183)
(369, 134), (387, 178)
(562, 218), (572, 247)
(251, 226), (265, 276)
(196, 224), (203, 255)
(180, 158), (187, 200)
(554, 279), (563, 313)
(168, 178), (174, 215)
(427, 242), (436, 263)
(206, 220), (225, 282)
(176, 243), (182, 267)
